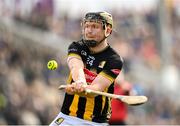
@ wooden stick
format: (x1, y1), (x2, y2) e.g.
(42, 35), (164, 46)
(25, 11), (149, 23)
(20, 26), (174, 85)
(58, 85), (148, 106)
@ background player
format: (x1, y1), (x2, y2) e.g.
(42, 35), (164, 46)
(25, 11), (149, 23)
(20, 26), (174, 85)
(109, 72), (134, 125)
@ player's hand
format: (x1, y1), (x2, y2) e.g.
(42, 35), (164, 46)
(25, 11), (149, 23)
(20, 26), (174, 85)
(65, 80), (87, 94)
(73, 80), (87, 93)
(65, 84), (76, 95)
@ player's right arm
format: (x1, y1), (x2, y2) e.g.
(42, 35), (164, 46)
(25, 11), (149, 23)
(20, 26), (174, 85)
(67, 55), (86, 83)
(65, 42), (87, 94)
(66, 56), (87, 94)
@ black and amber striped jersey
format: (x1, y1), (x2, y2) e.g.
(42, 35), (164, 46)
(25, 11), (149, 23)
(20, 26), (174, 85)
(61, 40), (123, 123)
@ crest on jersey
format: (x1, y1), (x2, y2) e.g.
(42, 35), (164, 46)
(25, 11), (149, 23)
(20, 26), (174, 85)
(55, 118), (64, 125)
(98, 61), (106, 68)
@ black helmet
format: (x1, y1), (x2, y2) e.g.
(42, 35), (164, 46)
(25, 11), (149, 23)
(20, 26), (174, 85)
(83, 11), (113, 29)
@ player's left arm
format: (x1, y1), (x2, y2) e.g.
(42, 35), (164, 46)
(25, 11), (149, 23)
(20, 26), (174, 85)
(84, 57), (123, 96)
(86, 74), (113, 92)
(73, 74), (113, 97)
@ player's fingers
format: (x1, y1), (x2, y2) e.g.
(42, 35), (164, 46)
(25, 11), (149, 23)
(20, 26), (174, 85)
(65, 85), (75, 94)
(74, 83), (85, 93)
(80, 84), (86, 92)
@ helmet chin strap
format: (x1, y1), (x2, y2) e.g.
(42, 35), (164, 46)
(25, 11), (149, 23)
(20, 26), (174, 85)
(83, 36), (107, 48)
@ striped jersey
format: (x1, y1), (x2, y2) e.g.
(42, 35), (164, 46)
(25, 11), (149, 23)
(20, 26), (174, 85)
(61, 40), (123, 123)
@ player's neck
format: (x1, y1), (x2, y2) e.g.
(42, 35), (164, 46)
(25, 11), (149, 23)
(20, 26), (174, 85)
(89, 40), (109, 54)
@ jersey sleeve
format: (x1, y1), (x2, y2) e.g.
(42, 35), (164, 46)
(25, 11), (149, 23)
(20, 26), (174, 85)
(68, 42), (82, 59)
(99, 56), (123, 83)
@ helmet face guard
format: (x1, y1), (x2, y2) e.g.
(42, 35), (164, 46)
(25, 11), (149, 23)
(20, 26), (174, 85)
(82, 12), (113, 47)
(83, 12), (113, 28)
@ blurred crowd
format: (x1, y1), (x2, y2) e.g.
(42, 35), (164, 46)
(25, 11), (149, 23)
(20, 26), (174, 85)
(0, 0), (180, 125)
(0, 30), (68, 124)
